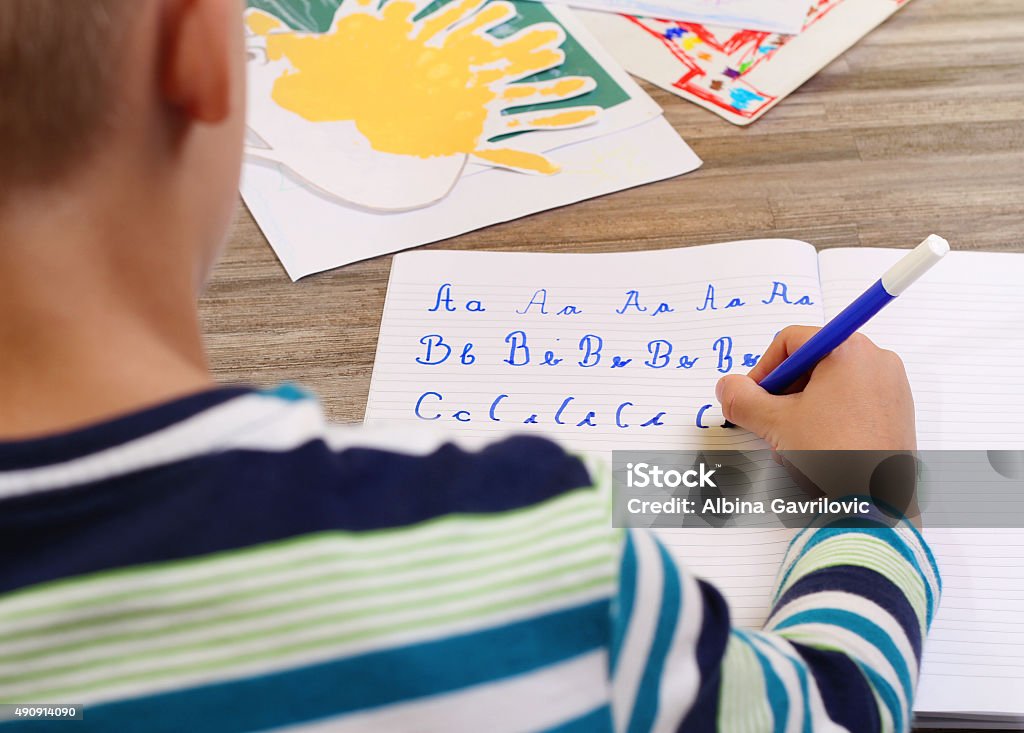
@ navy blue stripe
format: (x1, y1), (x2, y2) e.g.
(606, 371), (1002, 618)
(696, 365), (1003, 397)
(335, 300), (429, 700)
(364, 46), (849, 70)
(0, 601), (609, 733)
(773, 565), (922, 660)
(788, 641), (881, 733)
(0, 387), (254, 470)
(776, 525), (936, 626)
(0, 436), (593, 594)
(675, 579), (730, 731)
(774, 609), (913, 703)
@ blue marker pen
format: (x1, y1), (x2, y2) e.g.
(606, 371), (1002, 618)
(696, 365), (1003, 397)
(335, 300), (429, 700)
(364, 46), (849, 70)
(724, 235), (949, 426)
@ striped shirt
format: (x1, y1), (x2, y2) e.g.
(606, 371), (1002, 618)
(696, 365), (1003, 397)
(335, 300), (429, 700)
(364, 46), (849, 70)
(0, 386), (939, 732)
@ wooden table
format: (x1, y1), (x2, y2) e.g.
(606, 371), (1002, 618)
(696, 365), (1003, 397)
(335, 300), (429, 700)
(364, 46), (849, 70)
(201, 0), (1023, 727)
(202, 0), (1023, 423)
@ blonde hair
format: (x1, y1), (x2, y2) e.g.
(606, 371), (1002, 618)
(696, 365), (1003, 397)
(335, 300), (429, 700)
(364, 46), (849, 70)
(0, 0), (139, 188)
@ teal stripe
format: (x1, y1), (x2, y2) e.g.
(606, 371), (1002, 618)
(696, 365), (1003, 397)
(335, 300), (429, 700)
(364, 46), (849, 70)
(0, 602), (609, 733)
(737, 631), (788, 733)
(774, 608), (913, 704)
(609, 532), (637, 676)
(626, 540), (681, 733)
(860, 662), (904, 733)
(261, 383), (312, 402)
(902, 520), (942, 595)
(775, 526), (935, 625)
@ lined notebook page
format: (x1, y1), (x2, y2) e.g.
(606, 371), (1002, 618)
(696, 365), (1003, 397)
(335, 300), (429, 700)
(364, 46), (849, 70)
(819, 248), (1024, 716)
(366, 239), (823, 625)
(366, 239), (823, 452)
(820, 248), (1024, 450)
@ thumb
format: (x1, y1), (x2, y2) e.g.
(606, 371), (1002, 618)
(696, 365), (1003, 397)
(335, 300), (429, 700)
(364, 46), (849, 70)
(716, 375), (785, 439)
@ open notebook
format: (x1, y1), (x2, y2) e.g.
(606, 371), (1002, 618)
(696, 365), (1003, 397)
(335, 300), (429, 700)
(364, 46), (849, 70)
(365, 239), (1024, 727)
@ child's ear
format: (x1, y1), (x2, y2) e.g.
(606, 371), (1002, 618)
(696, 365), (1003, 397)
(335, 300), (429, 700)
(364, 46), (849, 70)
(160, 0), (236, 123)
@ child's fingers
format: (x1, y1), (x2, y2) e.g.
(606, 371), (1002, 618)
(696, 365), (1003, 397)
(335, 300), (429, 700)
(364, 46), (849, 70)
(716, 374), (787, 441)
(746, 325), (822, 383)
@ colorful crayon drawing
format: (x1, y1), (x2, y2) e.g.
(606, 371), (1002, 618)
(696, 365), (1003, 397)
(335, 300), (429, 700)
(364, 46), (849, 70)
(624, 0), (840, 119)
(579, 0), (912, 125)
(244, 0), (609, 211)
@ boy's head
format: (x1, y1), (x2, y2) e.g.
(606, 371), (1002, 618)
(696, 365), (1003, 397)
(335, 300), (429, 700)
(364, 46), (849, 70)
(0, 0), (246, 286)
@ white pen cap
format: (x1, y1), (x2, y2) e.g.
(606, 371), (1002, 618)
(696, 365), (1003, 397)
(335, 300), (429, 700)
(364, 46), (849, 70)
(880, 234), (950, 296)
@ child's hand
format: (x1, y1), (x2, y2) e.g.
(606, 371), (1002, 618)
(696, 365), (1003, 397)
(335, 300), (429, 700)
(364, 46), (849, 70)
(716, 326), (916, 451)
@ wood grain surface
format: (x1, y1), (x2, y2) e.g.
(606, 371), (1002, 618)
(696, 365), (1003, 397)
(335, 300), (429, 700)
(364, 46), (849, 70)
(200, 1), (1023, 727)
(202, 0), (1024, 423)
(202, 0), (1023, 422)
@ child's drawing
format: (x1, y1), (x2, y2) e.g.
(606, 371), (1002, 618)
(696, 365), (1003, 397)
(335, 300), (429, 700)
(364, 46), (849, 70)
(245, 0), (603, 211)
(579, 0), (912, 125)
(619, 0), (840, 120)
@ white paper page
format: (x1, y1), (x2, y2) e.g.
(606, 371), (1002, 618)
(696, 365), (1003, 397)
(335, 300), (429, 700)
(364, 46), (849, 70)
(550, 0), (812, 34)
(242, 1), (664, 215)
(366, 239), (824, 625)
(820, 249), (1024, 451)
(819, 248), (1024, 716)
(242, 115), (701, 280)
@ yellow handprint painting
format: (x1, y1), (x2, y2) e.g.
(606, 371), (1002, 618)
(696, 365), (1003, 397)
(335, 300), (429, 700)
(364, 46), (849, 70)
(245, 0), (603, 211)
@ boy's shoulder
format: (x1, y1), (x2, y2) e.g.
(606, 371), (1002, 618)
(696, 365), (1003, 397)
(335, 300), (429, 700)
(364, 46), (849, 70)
(0, 385), (601, 595)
